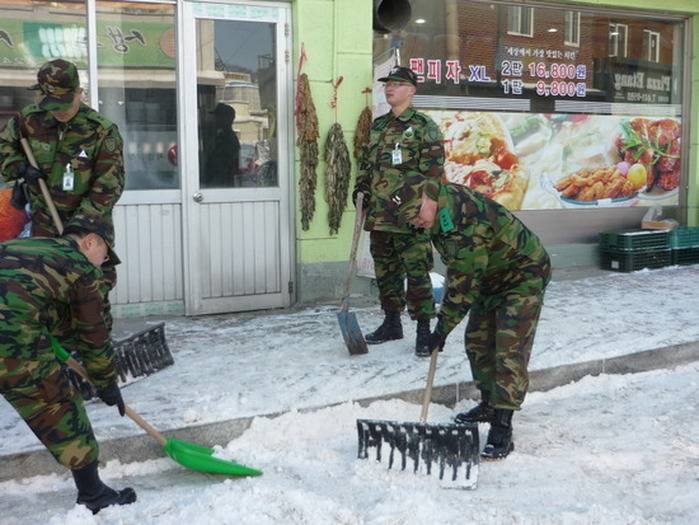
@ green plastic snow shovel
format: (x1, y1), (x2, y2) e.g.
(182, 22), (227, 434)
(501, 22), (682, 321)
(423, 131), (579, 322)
(52, 339), (262, 477)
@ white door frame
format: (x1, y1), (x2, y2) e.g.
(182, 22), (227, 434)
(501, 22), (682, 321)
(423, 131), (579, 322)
(177, 0), (295, 316)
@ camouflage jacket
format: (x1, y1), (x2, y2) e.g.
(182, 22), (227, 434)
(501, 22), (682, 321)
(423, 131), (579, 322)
(0, 103), (124, 237)
(355, 107), (444, 233)
(431, 184), (551, 337)
(0, 237), (117, 389)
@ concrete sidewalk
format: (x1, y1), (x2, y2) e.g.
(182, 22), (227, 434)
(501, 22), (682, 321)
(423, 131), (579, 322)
(2, 265), (699, 480)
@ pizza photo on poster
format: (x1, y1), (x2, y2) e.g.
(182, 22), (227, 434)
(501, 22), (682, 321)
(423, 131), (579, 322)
(425, 110), (681, 210)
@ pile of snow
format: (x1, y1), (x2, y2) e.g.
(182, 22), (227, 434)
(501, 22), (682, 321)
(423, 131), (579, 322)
(1, 362), (697, 524)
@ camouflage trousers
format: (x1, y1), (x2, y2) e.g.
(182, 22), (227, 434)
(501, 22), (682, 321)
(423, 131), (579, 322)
(464, 269), (550, 410)
(369, 230), (435, 320)
(0, 359), (98, 469)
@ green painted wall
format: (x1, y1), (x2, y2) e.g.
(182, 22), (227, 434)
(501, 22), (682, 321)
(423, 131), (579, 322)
(292, 0), (373, 265)
(292, 0), (699, 271)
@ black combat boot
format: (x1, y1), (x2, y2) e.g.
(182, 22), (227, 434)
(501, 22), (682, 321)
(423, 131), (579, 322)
(72, 460), (137, 514)
(481, 409), (514, 459)
(414, 319), (431, 357)
(365, 311), (403, 344)
(454, 391), (496, 424)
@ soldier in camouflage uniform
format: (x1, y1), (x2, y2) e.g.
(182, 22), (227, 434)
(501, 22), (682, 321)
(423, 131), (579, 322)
(0, 222), (136, 513)
(352, 66), (444, 356)
(402, 182), (551, 459)
(0, 58), (124, 334)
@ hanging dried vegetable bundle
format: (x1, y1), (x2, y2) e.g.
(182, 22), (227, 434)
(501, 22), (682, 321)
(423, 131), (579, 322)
(353, 89), (373, 160)
(296, 72), (319, 231)
(324, 122), (351, 235)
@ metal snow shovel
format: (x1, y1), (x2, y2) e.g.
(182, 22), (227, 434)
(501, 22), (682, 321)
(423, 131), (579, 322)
(356, 349), (480, 489)
(52, 339), (263, 477)
(337, 191), (368, 355)
(19, 137), (175, 382)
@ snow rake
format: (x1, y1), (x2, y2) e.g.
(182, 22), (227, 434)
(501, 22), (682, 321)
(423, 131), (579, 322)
(337, 191), (368, 355)
(52, 339), (262, 478)
(67, 323), (175, 400)
(357, 350), (479, 489)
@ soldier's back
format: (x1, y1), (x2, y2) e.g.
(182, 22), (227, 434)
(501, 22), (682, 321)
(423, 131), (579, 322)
(0, 237), (99, 315)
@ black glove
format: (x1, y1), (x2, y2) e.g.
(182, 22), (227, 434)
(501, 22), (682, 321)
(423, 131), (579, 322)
(10, 180), (28, 210)
(428, 330), (447, 354)
(97, 382), (125, 417)
(19, 162), (46, 183)
(352, 188), (370, 210)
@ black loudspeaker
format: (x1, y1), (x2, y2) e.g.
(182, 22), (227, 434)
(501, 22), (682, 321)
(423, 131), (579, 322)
(373, 0), (412, 34)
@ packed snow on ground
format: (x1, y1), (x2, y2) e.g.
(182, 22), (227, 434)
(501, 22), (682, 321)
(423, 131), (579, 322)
(1, 362), (697, 525)
(2, 265), (699, 455)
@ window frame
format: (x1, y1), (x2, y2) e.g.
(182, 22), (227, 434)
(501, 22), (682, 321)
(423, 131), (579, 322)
(507, 5), (534, 38)
(608, 22), (628, 58)
(643, 29), (661, 62)
(564, 10), (580, 47)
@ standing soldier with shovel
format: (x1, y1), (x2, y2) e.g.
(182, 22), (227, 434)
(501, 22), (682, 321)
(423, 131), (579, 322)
(0, 58), (125, 332)
(404, 181), (551, 459)
(352, 66), (444, 356)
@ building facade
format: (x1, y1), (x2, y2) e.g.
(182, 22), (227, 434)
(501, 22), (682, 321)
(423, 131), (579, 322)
(0, 0), (697, 317)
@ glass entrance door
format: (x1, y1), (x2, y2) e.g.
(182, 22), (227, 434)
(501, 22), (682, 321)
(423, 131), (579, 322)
(179, 2), (292, 315)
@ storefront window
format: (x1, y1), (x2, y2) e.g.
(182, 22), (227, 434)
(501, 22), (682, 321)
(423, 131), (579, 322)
(96, 1), (178, 190)
(375, 0), (686, 212)
(0, 0), (88, 131)
(195, 19), (278, 189)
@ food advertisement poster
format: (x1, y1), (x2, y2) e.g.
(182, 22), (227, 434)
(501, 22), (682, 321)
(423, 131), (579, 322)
(425, 110), (681, 210)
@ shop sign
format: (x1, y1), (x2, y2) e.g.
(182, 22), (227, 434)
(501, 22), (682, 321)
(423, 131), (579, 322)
(191, 3), (281, 21)
(409, 54), (588, 99)
(594, 59), (674, 105)
(0, 19), (175, 68)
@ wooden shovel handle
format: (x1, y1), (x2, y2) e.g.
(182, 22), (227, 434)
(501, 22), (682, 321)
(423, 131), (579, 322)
(340, 192), (366, 312)
(65, 355), (167, 447)
(19, 137), (64, 234)
(419, 348), (439, 422)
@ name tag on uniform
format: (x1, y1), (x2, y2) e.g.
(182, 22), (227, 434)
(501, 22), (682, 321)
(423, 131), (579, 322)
(62, 163), (75, 191)
(391, 143), (402, 166)
(439, 208), (455, 233)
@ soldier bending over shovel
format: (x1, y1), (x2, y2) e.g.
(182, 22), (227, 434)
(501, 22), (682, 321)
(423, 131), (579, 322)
(401, 181), (551, 459)
(0, 221), (136, 513)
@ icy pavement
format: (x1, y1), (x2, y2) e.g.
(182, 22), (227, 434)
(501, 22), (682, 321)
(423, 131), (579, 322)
(1, 265), (699, 457)
(1, 362), (698, 525)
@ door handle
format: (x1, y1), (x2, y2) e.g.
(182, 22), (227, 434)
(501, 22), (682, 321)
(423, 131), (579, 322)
(193, 192), (204, 203)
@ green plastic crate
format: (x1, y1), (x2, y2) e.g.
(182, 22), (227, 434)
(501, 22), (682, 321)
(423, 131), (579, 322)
(671, 247), (699, 266)
(600, 249), (671, 272)
(670, 227), (699, 249)
(599, 229), (670, 252)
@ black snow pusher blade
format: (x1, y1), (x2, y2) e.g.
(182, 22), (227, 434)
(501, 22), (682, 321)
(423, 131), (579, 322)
(356, 350), (479, 489)
(67, 323), (174, 399)
(357, 419), (479, 488)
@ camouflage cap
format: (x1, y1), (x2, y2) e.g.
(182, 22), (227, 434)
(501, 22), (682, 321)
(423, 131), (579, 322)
(378, 66), (418, 87)
(29, 59), (80, 111)
(63, 216), (120, 266)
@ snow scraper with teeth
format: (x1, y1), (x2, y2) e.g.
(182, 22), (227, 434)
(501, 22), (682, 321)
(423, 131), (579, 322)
(66, 323), (174, 400)
(356, 349), (479, 489)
